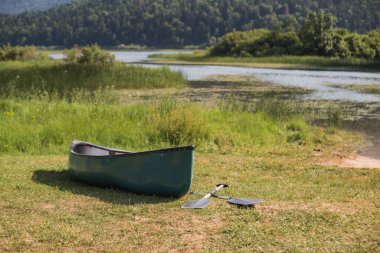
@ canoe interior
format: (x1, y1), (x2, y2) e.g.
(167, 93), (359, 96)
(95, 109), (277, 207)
(71, 141), (194, 157)
(72, 143), (132, 156)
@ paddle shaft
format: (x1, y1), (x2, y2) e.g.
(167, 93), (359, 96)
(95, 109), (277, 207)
(190, 191), (231, 200)
(203, 184), (226, 199)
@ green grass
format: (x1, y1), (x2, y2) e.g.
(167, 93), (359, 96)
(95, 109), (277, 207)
(0, 97), (349, 155)
(0, 60), (186, 100)
(150, 52), (380, 71)
(1, 58), (378, 251)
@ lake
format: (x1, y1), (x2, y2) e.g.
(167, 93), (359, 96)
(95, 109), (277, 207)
(51, 51), (380, 102)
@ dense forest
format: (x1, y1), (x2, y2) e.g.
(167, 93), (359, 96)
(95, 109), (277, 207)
(0, 0), (74, 14)
(0, 0), (379, 47)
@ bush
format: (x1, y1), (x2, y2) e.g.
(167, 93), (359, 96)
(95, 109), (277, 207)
(0, 44), (39, 61)
(344, 34), (376, 59)
(152, 98), (209, 146)
(330, 32), (351, 58)
(252, 31), (302, 55)
(64, 44), (115, 64)
(368, 28), (380, 60)
(209, 29), (271, 56)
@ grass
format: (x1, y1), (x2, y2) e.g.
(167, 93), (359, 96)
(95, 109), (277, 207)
(0, 60), (186, 100)
(0, 97), (347, 155)
(150, 52), (380, 71)
(1, 56), (379, 251)
(329, 84), (380, 95)
(1, 142), (379, 252)
(2, 95), (377, 251)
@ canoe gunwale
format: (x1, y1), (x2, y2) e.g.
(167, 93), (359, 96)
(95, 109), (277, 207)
(70, 140), (195, 158)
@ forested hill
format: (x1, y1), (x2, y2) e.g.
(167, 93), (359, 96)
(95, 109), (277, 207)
(0, 0), (379, 47)
(0, 0), (75, 14)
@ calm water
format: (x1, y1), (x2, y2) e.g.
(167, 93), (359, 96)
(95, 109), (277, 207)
(50, 51), (380, 102)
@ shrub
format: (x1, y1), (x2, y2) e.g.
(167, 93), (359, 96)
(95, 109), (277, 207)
(64, 44), (115, 64)
(152, 99), (209, 145)
(368, 28), (380, 60)
(344, 34), (376, 59)
(330, 32), (351, 58)
(0, 44), (39, 61)
(209, 29), (271, 56)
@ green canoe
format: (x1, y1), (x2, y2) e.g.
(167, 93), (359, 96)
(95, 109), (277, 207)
(68, 140), (194, 197)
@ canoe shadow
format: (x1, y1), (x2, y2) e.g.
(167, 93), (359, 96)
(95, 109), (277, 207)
(32, 169), (176, 205)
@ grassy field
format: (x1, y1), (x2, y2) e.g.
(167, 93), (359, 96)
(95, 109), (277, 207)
(1, 57), (379, 252)
(1, 97), (380, 252)
(150, 52), (380, 72)
(1, 140), (379, 252)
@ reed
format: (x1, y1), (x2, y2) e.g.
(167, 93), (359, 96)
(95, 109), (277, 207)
(0, 61), (186, 100)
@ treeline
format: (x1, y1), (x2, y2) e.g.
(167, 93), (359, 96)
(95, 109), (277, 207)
(0, 0), (379, 47)
(210, 12), (380, 60)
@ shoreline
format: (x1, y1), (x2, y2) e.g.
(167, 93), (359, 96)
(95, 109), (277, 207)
(149, 60), (380, 73)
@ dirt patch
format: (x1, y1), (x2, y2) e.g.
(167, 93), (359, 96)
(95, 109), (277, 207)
(339, 155), (380, 169)
(323, 155), (380, 169)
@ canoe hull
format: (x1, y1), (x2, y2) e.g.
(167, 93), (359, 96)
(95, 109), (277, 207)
(68, 142), (194, 198)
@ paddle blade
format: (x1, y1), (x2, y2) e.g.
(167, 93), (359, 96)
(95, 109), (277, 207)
(227, 198), (264, 207)
(181, 198), (211, 209)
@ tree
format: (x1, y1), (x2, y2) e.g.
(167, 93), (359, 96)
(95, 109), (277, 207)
(299, 11), (337, 55)
(282, 15), (299, 32)
(368, 28), (380, 60)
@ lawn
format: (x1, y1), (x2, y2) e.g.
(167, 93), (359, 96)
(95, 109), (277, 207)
(1, 98), (379, 252)
(1, 146), (379, 252)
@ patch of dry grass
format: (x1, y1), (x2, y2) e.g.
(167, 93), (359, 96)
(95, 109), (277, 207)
(1, 137), (379, 252)
(329, 84), (380, 95)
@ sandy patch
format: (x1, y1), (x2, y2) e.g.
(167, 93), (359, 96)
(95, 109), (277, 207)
(323, 155), (380, 169)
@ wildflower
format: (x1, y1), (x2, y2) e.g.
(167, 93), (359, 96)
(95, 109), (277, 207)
(16, 75), (20, 79)
(4, 111), (14, 117)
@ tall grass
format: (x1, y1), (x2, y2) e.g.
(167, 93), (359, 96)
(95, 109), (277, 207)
(0, 97), (340, 155)
(218, 96), (305, 121)
(0, 61), (186, 100)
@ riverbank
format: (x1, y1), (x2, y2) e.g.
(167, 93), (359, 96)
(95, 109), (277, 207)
(150, 52), (380, 72)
